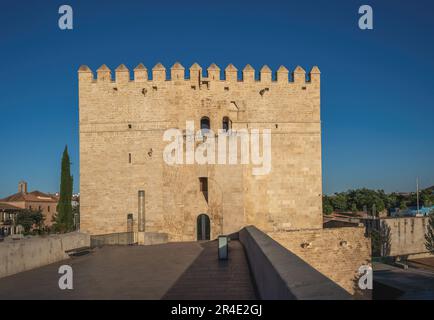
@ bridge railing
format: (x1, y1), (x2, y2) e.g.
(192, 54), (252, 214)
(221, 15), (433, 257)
(239, 226), (352, 300)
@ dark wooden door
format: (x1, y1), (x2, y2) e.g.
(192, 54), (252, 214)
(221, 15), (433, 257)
(197, 214), (210, 240)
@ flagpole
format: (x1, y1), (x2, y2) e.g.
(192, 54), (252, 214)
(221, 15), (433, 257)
(416, 177), (420, 215)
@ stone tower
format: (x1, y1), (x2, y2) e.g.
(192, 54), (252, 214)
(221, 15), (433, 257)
(18, 181), (27, 194)
(78, 62), (323, 241)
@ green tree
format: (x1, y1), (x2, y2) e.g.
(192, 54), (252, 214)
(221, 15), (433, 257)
(323, 203), (333, 215)
(425, 213), (434, 254)
(345, 189), (385, 215)
(387, 192), (399, 210)
(53, 146), (74, 233)
(420, 189), (434, 207)
(371, 221), (391, 257)
(331, 193), (348, 212)
(16, 210), (44, 234)
(379, 190), (396, 211)
(322, 195), (334, 215)
(351, 203), (358, 213)
(323, 188), (432, 218)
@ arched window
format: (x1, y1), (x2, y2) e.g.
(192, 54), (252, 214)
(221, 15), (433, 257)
(200, 116), (210, 131)
(222, 117), (231, 131)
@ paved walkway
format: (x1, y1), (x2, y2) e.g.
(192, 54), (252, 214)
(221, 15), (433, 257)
(408, 257), (434, 272)
(374, 262), (434, 299)
(163, 240), (257, 300)
(0, 240), (257, 300)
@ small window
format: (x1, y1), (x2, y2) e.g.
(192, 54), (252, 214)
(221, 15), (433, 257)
(222, 117), (231, 131)
(126, 213), (134, 232)
(38, 206), (41, 211)
(201, 81), (209, 89)
(48, 206), (50, 212)
(200, 117), (210, 131)
(29, 205), (32, 210)
(199, 177), (208, 203)
(128, 124), (132, 129)
(129, 153), (132, 164)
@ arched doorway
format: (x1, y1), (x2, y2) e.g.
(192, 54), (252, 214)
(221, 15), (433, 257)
(197, 214), (210, 241)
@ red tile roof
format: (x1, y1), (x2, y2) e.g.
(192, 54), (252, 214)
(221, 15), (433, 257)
(0, 202), (23, 211)
(0, 191), (58, 203)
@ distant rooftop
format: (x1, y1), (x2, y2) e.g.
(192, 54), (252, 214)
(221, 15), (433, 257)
(1, 181), (58, 203)
(0, 202), (22, 211)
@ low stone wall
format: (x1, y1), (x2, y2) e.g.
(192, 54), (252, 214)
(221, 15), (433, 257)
(381, 216), (430, 257)
(268, 226), (371, 295)
(239, 226), (351, 300)
(137, 232), (168, 245)
(0, 232), (90, 279)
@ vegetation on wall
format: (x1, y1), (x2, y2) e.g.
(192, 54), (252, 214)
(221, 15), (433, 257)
(371, 222), (391, 257)
(425, 213), (434, 254)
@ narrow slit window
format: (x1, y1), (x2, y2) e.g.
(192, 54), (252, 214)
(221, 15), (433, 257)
(222, 117), (231, 131)
(199, 177), (208, 203)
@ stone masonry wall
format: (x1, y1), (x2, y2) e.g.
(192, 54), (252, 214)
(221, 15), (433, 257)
(381, 216), (430, 257)
(79, 62), (322, 240)
(269, 226), (371, 294)
(0, 232), (90, 279)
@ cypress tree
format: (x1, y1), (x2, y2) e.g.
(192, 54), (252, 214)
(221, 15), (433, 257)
(54, 146), (74, 232)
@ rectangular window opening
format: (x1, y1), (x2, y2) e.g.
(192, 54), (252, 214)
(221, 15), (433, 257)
(199, 177), (208, 203)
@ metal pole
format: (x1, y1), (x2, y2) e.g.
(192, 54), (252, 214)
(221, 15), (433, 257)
(201, 216), (206, 240)
(416, 178), (420, 215)
(138, 190), (145, 232)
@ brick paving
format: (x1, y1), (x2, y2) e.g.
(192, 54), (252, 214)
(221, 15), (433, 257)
(0, 240), (257, 300)
(163, 240), (257, 300)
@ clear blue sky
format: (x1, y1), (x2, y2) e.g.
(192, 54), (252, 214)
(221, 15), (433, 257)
(0, 0), (433, 197)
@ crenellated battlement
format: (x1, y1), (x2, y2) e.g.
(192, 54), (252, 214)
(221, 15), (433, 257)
(78, 62), (320, 85)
